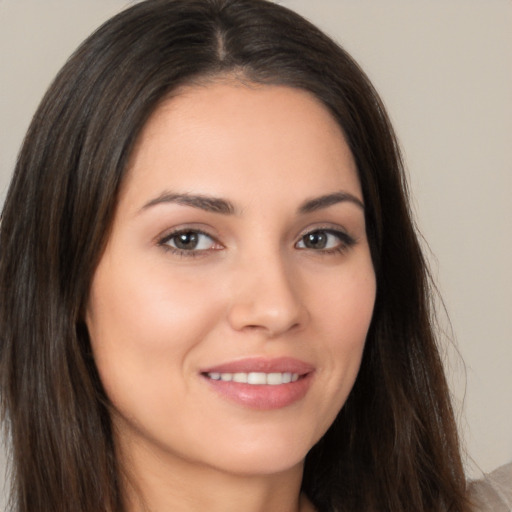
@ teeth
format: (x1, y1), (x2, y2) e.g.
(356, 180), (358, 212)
(247, 372), (266, 385)
(207, 372), (300, 385)
(266, 372), (284, 385)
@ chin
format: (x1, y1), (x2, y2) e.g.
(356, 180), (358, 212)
(206, 448), (307, 477)
(194, 424), (321, 477)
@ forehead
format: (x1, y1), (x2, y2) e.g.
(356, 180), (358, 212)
(121, 82), (361, 209)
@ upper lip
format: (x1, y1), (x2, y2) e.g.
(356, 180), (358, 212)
(201, 356), (314, 375)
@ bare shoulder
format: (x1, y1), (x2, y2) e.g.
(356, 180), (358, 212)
(468, 462), (512, 512)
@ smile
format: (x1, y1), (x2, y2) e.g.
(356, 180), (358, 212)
(206, 372), (300, 385)
(200, 357), (314, 410)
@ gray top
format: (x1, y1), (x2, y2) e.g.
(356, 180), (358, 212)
(468, 462), (512, 511)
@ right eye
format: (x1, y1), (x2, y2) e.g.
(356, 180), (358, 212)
(159, 230), (219, 255)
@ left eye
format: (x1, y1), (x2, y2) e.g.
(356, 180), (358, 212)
(296, 229), (349, 251)
(161, 230), (216, 251)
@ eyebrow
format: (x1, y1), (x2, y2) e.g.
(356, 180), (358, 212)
(141, 192), (236, 215)
(298, 192), (364, 213)
(140, 190), (364, 215)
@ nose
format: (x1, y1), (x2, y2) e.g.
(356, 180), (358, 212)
(227, 252), (308, 338)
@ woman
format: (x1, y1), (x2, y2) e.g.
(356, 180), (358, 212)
(0, 0), (470, 511)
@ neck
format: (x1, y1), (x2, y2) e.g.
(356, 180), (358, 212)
(119, 439), (315, 512)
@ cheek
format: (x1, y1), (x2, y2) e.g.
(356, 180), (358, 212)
(85, 258), (224, 403)
(88, 254), (221, 343)
(309, 258), (375, 413)
(311, 257), (376, 344)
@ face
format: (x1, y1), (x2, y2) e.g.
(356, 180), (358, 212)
(86, 83), (376, 478)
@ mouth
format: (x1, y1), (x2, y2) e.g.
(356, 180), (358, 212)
(204, 371), (301, 385)
(200, 357), (314, 410)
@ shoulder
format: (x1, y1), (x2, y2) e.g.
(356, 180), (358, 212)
(467, 461), (512, 512)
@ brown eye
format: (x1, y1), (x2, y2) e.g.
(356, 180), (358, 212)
(173, 232), (199, 250)
(302, 231), (328, 249)
(161, 230), (216, 252)
(296, 229), (355, 252)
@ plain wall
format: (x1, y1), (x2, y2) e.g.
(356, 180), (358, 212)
(1, 0), (511, 506)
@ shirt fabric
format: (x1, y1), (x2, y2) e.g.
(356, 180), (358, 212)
(468, 461), (512, 511)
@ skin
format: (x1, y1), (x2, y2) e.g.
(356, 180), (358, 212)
(86, 82), (376, 512)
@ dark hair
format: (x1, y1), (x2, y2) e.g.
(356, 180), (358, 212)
(0, 1), (469, 511)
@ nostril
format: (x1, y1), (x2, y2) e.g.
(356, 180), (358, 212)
(226, 269), (307, 336)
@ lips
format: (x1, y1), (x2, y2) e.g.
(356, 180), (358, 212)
(200, 357), (314, 410)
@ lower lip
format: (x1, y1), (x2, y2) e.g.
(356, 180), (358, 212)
(202, 373), (313, 410)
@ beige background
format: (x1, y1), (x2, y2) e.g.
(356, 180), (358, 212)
(1, 0), (511, 506)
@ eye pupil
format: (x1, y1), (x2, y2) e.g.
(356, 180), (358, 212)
(304, 231), (327, 249)
(174, 232), (198, 250)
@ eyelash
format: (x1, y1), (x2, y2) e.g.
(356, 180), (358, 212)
(158, 229), (220, 258)
(296, 228), (356, 255)
(157, 227), (356, 258)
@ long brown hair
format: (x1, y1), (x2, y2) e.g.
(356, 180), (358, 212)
(0, 1), (469, 511)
